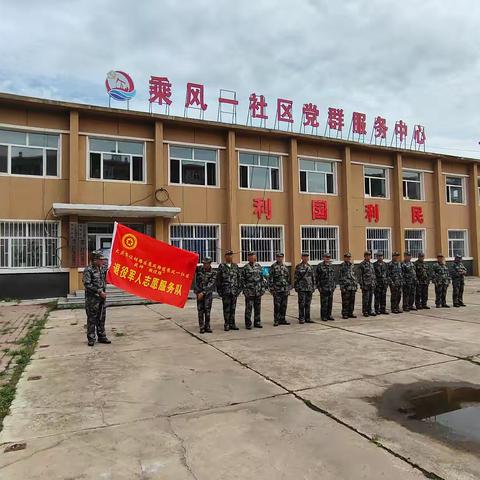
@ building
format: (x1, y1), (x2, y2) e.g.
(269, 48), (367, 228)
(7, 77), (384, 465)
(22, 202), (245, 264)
(0, 92), (479, 299)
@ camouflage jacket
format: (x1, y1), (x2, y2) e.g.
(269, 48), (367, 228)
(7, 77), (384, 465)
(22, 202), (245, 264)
(373, 261), (389, 288)
(268, 262), (291, 294)
(450, 262), (467, 284)
(387, 261), (403, 287)
(242, 262), (267, 297)
(83, 264), (106, 298)
(294, 262), (315, 293)
(338, 261), (357, 291)
(357, 260), (376, 290)
(315, 262), (336, 292)
(431, 262), (450, 286)
(216, 262), (242, 297)
(193, 266), (217, 295)
(401, 261), (417, 285)
(414, 260), (430, 285)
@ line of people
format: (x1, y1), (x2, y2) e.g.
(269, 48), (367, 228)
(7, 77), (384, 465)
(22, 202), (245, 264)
(193, 249), (468, 334)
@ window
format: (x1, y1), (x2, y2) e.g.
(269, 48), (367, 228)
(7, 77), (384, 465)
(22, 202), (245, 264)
(404, 229), (425, 258)
(301, 226), (339, 261)
(0, 221), (60, 268)
(170, 225), (220, 262)
(299, 159), (336, 194)
(364, 166), (388, 198)
(169, 146), (218, 187)
(366, 228), (391, 260)
(89, 138), (145, 182)
(478, 178), (480, 203)
(448, 230), (468, 258)
(445, 176), (465, 204)
(240, 225), (283, 263)
(403, 170), (423, 200)
(0, 129), (60, 177)
(239, 152), (281, 191)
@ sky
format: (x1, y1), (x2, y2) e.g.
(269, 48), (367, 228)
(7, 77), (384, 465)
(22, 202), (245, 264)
(1, 0), (480, 158)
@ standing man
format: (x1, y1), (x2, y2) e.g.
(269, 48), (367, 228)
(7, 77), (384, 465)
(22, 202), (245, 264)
(450, 254), (467, 307)
(401, 252), (417, 312)
(193, 257), (216, 334)
(373, 252), (389, 315)
(431, 254), (450, 308)
(83, 250), (111, 347)
(294, 252), (315, 324)
(216, 250), (242, 331)
(388, 252), (403, 314)
(315, 252), (336, 321)
(268, 252), (291, 326)
(357, 250), (376, 317)
(339, 252), (357, 319)
(414, 253), (430, 309)
(242, 251), (267, 329)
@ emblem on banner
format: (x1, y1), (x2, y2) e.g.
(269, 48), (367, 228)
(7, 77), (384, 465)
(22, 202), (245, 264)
(122, 233), (138, 250)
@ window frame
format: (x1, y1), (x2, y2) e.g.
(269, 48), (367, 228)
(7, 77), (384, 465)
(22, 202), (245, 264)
(366, 227), (392, 260)
(402, 170), (424, 201)
(87, 137), (147, 184)
(300, 225), (340, 263)
(298, 157), (338, 195)
(447, 229), (469, 259)
(168, 144), (219, 188)
(445, 175), (466, 205)
(239, 224), (285, 265)
(363, 165), (389, 199)
(404, 228), (426, 258)
(0, 129), (61, 179)
(238, 151), (283, 192)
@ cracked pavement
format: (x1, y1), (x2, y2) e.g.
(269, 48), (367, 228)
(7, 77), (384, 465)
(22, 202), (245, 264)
(1, 281), (480, 479)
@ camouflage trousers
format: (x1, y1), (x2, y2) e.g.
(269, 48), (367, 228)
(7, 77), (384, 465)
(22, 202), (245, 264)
(415, 283), (429, 308)
(297, 291), (313, 322)
(85, 296), (107, 343)
(320, 290), (334, 320)
(390, 285), (402, 312)
(402, 284), (416, 311)
(245, 295), (262, 327)
(197, 292), (213, 329)
(221, 294), (238, 327)
(434, 284), (448, 307)
(374, 286), (388, 313)
(273, 293), (289, 324)
(341, 289), (355, 317)
(361, 288), (374, 315)
(452, 280), (465, 306)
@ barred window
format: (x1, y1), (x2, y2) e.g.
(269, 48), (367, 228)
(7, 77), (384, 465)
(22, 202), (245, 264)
(404, 229), (425, 258)
(366, 228), (391, 260)
(448, 230), (468, 258)
(445, 176), (465, 204)
(170, 225), (220, 262)
(239, 153), (281, 191)
(301, 226), (339, 261)
(240, 225), (283, 263)
(0, 221), (61, 268)
(169, 145), (218, 187)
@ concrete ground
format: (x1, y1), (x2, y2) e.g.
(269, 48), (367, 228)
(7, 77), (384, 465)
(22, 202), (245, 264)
(1, 281), (480, 479)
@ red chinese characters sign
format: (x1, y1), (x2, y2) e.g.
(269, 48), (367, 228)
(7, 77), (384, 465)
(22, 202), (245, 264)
(253, 198), (272, 220)
(411, 206), (424, 224)
(312, 200), (328, 220)
(107, 223), (198, 308)
(365, 204), (379, 223)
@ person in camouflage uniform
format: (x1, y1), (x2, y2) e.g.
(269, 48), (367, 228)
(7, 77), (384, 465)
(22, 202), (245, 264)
(388, 252), (403, 314)
(401, 251), (417, 312)
(357, 250), (376, 317)
(373, 252), (389, 315)
(294, 252), (315, 324)
(315, 252), (336, 321)
(83, 250), (111, 346)
(193, 257), (217, 334)
(216, 250), (242, 331)
(339, 252), (357, 319)
(450, 254), (467, 307)
(431, 254), (450, 308)
(268, 252), (291, 326)
(242, 251), (267, 329)
(414, 253), (430, 309)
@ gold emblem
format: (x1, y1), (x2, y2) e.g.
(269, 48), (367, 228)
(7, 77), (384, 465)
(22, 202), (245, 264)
(122, 233), (138, 250)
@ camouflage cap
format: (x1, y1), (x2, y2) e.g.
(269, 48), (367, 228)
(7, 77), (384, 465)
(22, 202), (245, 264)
(455, 254), (462, 259)
(376, 251), (384, 257)
(301, 252), (310, 257)
(276, 252), (285, 257)
(202, 256), (212, 263)
(225, 249), (234, 256)
(392, 251), (400, 257)
(437, 253), (444, 258)
(91, 250), (105, 260)
(247, 251), (256, 256)
(323, 252), (331, 258)
(364, 250), (372, 256)
(418, 252), (425, 257)
(404, 251), (411, 256)
(343, 252), (352, 257)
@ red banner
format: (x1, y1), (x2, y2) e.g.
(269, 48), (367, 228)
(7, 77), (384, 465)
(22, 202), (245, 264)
(106, 223), (198, 308)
